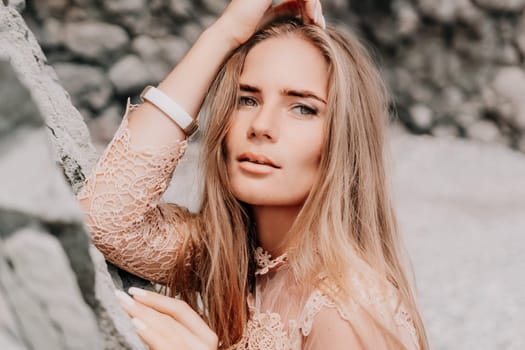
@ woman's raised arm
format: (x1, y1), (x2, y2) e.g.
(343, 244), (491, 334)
(76, 0), (319, 284)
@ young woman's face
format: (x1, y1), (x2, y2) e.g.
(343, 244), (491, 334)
(226, 35), (329, 206)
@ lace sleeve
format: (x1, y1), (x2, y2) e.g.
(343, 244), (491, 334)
(77, 99), (195, 284)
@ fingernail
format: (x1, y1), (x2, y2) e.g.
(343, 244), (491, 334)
(128, 287), (147, 297)
(131, 317), (147, 331)
(115, 290), (135, 307)
(321, 15), (326, 29)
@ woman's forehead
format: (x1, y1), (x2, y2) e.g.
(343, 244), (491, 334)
(239, 36), (329, 98)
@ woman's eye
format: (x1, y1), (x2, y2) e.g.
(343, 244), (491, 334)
(292, 105), (318, 116)
(238, 96), (257, 107)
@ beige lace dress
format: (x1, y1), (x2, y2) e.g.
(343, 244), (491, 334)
(77, 100), (420, 350)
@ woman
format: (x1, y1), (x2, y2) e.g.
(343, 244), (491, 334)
(77, 0), (428, 349)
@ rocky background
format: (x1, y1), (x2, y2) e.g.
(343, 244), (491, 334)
(1, 1), (524, 350)
(13, 0), (525, 154)
(1, 3), (152, 350)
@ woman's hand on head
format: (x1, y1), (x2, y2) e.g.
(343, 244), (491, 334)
(115, 288), (218, 350)
(215, 0), (326, 46)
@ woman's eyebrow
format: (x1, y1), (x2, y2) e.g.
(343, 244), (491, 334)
(282, 88), (327, 104)
(239, 84), (260, 93)
(239, 84), (327, 104)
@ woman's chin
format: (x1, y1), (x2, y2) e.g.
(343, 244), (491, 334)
(232, 187), (307, 207)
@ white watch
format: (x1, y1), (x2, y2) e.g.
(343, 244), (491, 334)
(140, 85), (198, 136)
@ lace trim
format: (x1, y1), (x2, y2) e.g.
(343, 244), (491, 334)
(254, 247), (288, 276)
(298, 289), (334, 337)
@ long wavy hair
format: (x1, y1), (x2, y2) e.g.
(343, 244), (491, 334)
(169, 17), (428, 349)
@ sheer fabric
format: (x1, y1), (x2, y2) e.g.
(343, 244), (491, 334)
(77, 102), (420, 349)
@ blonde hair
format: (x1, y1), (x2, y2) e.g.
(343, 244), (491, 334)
(169, 17), (428, 349)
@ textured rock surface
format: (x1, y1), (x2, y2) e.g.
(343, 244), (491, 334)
(0, 228), (101, 350)
(475, 0), (525, 12)
(63, 21), (129, 65)
(4, 0), (25, 12)
(0, 4), (148, 350)
(54, 63), (113, 111)
(0, 56), (101, 349)
(0, 5), (97, 195)
(108, 54), (155, 95)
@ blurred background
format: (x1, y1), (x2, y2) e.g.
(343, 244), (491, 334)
(1, 0), (524, 349)
(19, 0), (525, 153)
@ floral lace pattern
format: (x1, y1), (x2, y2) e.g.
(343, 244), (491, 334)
(232, 301), (290, 350)
(254, 247), (287, 276)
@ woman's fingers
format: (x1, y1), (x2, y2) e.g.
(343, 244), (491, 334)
(128, 287), (218, 347)
(269, 1), (326, 29)
(130, 318), (197, 350)
(128, 318), (169, 350)
(271, 0), (300, 15)
(302, 0), (325, 28)
(301, 0), (316, 24)
(216, 0), (273, 44)
(317, 1), (326, 29)
(115, 290), (211, 350)
(115, 290), (181, 335)
(258, 0), (298, 30)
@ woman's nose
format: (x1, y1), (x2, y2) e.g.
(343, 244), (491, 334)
(246, 104), (279, 141)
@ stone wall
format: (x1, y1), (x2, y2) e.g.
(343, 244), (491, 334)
(14, 0), (525, 153)
(351, 0), (525, 151)
(0, 4), (150, 349)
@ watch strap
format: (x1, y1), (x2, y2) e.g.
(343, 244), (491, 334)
(140, 85), (198, 136)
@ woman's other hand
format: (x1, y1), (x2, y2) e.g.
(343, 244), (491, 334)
(115, 288), (218, 350)
(215, 0), (326, 46)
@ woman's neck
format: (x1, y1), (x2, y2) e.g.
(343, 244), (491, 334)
(252, 204), (302, 257)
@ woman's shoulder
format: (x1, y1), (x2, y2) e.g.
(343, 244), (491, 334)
(299, 268), (420, 350)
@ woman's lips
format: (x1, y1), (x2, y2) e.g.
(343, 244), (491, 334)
(237, 152), (280, 174)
